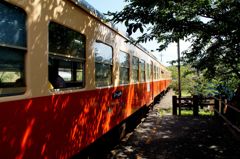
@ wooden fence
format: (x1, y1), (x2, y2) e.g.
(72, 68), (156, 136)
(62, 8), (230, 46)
(172, 95), (215, 116)
(172, 95), (240, 133)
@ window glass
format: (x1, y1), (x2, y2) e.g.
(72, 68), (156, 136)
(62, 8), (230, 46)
(49, 22), (85, 59)
(140, 59), (145, 82)
(94, 42), (112, 64)
(132, 56), (139, 83)
(119, 51), (129, 84)
(0, 2), (26, 97)
(154, 65), (157, 80)
(94, 42), (113, 87)
(119, 51), (129, 68)
(0, 2), (26, 47)
(49, 22), (85, 89)
(161, 70), (164, 78)
(150, 63), (153, 80)
(146, 63), (150, 81)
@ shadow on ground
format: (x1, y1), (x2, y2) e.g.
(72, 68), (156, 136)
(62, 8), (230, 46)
(103, 113), (240, 159)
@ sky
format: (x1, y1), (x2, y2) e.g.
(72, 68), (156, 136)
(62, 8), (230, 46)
(85, 0), (190, 66)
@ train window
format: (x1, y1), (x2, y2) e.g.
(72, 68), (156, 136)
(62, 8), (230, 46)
(132, 56), (139, 83)
(150, 63), (153, 81)
(119, 51), (129, 85)
(161, 70), (164, 78)
(154, 65), (157, 80)
(146, 63), (150, 81)
(0, 1), (26, 97)
(140, 59), (145, 82)
(49, 22), (85, 89)
(94, 42), (113, 87)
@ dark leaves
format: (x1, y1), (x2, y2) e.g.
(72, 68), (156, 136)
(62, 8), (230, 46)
(107, 0), (240, 80)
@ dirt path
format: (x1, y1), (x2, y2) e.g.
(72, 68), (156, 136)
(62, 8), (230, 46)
(104, 90), (240, 159)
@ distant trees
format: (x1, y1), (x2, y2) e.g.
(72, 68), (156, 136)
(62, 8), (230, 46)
(168, 65), (218, 97)
(168, 64), (238, 99)
(108, 0), (240, 93)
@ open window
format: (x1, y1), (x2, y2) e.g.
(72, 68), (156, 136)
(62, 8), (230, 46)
(48, 22), (85, 90)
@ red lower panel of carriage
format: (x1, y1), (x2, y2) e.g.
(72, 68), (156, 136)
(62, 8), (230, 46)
(0, 80), (170, 159)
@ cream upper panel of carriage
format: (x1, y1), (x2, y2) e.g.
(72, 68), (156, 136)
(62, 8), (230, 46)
(0, 0), (102, 101)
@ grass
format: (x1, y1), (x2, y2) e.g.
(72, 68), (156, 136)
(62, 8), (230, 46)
(181, 90), (191, 97)
(158, 108), (214, 116)
(180, 109), (214, 116)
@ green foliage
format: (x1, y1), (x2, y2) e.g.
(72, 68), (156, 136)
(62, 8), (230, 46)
(107, 0), (240, 91)
(168, 65), (219, 97)
(168, 65), (196, 96)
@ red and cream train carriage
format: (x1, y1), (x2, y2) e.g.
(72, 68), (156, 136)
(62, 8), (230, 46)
(0, 0), (171, 158)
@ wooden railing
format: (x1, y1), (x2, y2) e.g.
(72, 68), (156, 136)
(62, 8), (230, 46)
(172, 95), (215, 116)
(172, 95), (240, 133)
(213, 96), (240, 133)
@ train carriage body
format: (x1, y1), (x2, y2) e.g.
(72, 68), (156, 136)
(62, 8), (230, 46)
(0, 0), (171, 158)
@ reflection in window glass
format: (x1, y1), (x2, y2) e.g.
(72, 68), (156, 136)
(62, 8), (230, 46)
(0, 1), (26, 97)
(49, 22), (85, 59)
(94, 42), (112, 64)
(119, 51), (129, 67)
(150, 63), (153, 81)
(95, 63), (112, 87)
(94, 42), (113, 87)
(0, 2), (26, 47)
(119, 51), (129, 84)
(154, 65), (158, 80)
(154, 65), (157, 80)
(49, 22), (85, 89)
(146, 63), (150, 81)
(140, 59), (145, 82)
(132, 56), (139, 83)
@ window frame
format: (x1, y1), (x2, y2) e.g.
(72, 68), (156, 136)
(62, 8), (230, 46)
(0, 1), (27, 97)
(94, 41), (113, 87)
(140, 59), (145, 82)
(154, 65), (157, 80)
(132, 56), (139, 83)
(48, 21), (86, 90)
(119, 50), (130, 85)
(146, 63), (149, 82)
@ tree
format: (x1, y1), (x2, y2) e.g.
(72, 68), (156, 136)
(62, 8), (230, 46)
(168, 65), (219, 97)
(107, 0), (240, 83)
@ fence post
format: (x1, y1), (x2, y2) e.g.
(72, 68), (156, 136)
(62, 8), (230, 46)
(220, 96), (225, 115)
(214, 96), (219, 117)
(193, 95), (199, 116)
(224, 98), (227, 114)
(172, 96), (177, 115)
(219, 96), (222, 114)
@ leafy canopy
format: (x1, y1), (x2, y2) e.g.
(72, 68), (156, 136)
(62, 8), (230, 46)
(107, 0), (240, 80)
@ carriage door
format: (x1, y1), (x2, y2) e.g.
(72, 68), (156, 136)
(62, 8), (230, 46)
(150, 61), (154, 100)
